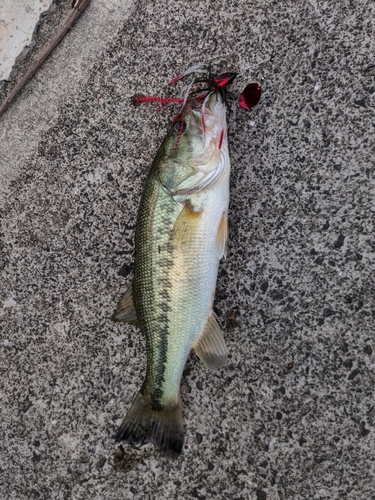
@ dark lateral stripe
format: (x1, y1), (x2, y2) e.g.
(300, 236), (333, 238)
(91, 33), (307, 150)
(150, 262), (174, 406)
(135, 174), (180, 408)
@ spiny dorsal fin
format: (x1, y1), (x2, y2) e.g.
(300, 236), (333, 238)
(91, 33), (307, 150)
(111, 283), (139, 326)
(193, 313), (228, 370)
(216, 211), (228, 260)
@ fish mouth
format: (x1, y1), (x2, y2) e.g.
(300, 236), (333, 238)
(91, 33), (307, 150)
(204, 91), (222, 113)
(166, 72), (229, 142)
(182, 91), (222, 131)
(193, 91), (224, 132)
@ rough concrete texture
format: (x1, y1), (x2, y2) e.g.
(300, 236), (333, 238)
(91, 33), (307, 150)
(0, 0), (53, 81)
(1, 0), (375, 498)
(0, 0), (134, 198)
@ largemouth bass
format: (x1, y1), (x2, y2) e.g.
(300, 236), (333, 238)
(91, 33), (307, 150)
(113, 72), (232, 456)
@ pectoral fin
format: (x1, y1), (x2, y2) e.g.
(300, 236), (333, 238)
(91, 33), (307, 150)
(193, 314), (228, 370)
(171, 199), (202, 246)
(112, 283), (139, 326)
(216, 211), (228, 260)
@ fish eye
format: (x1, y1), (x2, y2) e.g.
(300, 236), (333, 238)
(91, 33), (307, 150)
(173, 121), (186, 133)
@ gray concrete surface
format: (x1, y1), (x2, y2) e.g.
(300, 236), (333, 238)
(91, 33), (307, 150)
(1, 0), (375, 498)
(0, 0), (134, 199)
(0, 0), (53, 81)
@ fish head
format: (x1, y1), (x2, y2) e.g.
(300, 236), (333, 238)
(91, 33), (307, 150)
(169, 91), (226, 155)
(157, 91), (229, 196)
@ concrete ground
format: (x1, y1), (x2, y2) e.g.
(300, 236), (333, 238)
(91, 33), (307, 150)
(0, 0), (53, 81)
(1, 0), (375, 498)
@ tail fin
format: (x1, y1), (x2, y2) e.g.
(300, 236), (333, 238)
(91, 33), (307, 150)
(115, 390), (184, 457)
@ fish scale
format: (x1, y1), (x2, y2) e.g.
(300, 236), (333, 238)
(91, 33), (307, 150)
(113, 88), (230, 456)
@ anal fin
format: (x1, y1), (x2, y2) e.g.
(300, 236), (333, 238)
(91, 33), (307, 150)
(111, 283), (139, 326)
(193, 313), (228, 370)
